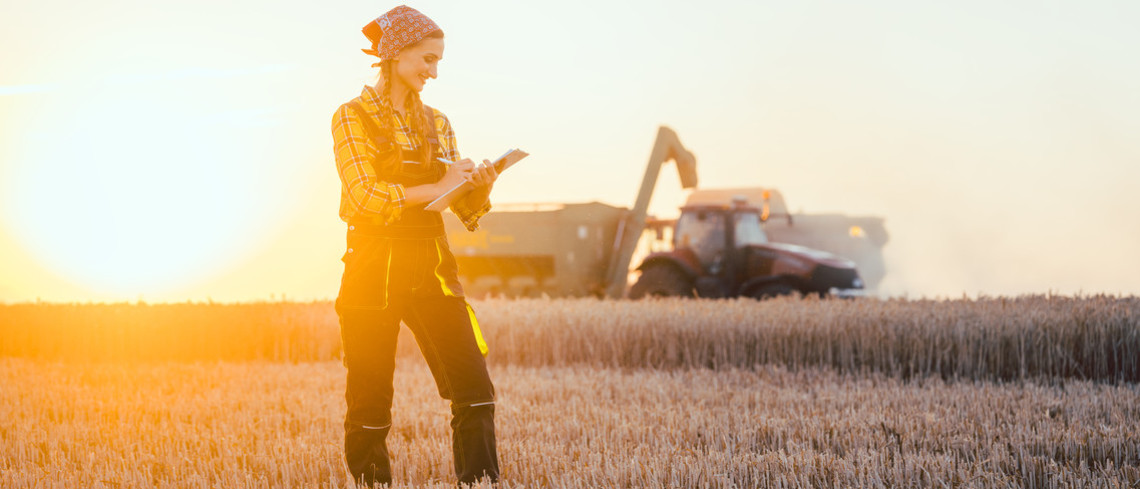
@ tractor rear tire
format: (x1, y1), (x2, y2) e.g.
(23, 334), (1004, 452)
(749, 283), (799, 300)
(629, 265), (695, 299)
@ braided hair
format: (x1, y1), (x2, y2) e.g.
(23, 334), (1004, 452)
(373, 32), (442, 176)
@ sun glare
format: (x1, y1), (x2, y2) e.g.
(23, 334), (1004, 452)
(2, 84), (278, 296)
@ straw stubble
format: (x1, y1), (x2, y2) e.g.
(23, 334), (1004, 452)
(1, 359), (1136, 488)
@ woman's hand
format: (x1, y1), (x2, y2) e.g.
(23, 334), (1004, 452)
(438, 158), (474, 193)
(462, 158), (497, 209)
(469, 159), (499, 188)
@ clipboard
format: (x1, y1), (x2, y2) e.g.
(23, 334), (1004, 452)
(425, 148), (528, 212)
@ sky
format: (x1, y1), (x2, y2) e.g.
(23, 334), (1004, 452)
(1, 0), (1138, 303)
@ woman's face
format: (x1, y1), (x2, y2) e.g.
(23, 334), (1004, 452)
(394, 37), (444, 93)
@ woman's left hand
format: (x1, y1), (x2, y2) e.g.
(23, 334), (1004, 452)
(469, 159), (499, 188)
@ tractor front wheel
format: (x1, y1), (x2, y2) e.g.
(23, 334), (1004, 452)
(629, 265), (695, 299)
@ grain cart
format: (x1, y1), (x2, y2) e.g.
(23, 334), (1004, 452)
(443, 126), (697, 297)
(446, 201), (629, 297)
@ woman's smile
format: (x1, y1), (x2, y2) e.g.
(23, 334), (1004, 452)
(394, 37), (443, 93)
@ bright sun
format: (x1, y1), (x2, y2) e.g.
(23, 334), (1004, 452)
(3, 83), (280, 296)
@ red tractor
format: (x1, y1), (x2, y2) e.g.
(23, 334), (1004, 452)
(629, 198), (864, 299)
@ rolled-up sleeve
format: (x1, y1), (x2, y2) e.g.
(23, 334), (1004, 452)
(435, 111), (491, 231)
(450, 197), (492, 232)
(333, 105), (405, 224)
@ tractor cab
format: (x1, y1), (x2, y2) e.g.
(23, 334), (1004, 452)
(670, 200), (770, 297)
(675, 201), (768, 274)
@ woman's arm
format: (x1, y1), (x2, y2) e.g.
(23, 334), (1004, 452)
(463, 162), (498, 209)
(334, 105), (467, 222)
(333, 105), (409, 223)
(445, 160), (496, 231)
(409, 160), (470, 205)
(434, 111), (494, 231)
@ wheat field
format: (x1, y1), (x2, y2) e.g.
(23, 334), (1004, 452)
(2, 357), (1138, 488)
(2, 296), (1139, 487)
(2, 295), (1137, 381)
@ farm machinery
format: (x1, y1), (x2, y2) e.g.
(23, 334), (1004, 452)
(629, 198), (863, 299)
(442, 126), (887, 298)
(683, 187), (888, 296)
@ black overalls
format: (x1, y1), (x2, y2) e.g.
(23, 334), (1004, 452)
(335, 103), (498, 486)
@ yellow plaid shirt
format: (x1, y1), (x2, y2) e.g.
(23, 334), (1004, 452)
(332, 85), (490, 231)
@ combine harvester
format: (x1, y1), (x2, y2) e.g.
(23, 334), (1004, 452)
(443, 127), (887, 299)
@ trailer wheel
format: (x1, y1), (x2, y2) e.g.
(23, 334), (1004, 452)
(629, 265), (695, 299)
(749, 283), (799, 300)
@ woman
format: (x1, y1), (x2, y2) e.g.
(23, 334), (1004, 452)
(331, 5), (500, 486)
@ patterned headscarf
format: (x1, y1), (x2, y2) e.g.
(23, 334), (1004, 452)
(361, 5), (442, 61)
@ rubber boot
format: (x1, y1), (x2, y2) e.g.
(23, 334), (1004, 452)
(451, 403), (499, 485)
(345, 422), (393, 487)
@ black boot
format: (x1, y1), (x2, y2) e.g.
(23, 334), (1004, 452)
(451, 403), (499, 485)
(345, 422), (393, 487)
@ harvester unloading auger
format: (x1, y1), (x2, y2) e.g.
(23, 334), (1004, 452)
(442, 127), (882, 299)
(602, 126), (698, 298)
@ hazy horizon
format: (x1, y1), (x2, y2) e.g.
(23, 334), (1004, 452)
(3, 0), (1138, 303)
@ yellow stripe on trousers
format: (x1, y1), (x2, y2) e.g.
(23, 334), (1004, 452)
(433, 240), (457, 297)
(466, 303), (489, 357)
(435, 240), (489, 357)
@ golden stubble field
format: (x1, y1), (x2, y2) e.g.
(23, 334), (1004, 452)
(1, 296), (1138, 488)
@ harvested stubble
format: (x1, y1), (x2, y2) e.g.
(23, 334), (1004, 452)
(1, 295), (1137, 381)
(1, 358), (1137, 488)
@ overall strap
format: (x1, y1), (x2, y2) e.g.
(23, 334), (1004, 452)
(345, 101), (391, 149)
(422, 104), (440, 152)
(347, 100), (442, 156)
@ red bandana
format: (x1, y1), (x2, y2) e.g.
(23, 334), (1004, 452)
(361, 5), (441, 61)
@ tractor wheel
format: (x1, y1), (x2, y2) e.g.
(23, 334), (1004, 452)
(629, 265), (695, 299)
(749, 283), (799, 300)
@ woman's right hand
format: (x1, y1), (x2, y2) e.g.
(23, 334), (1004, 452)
(437, 158), (474, 194)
